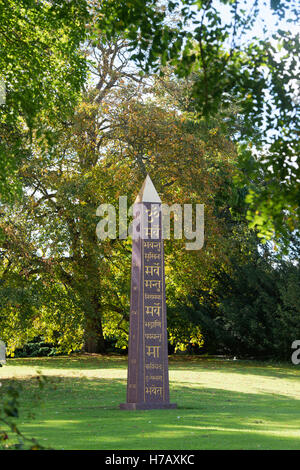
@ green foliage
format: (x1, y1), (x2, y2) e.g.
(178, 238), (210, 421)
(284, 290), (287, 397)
(13, 336), (58, 358)
(0, 44), (241, 355)
(188, 240), (300, 360)
(0, 0), (298, 238)
(167, 305), (204, 352)
(0, 0), (89, 201)
(0, 8), (298, 358)
(96, 0), (299, 241)
(0, 259), (84, 355)
(0, 374), (48, 449)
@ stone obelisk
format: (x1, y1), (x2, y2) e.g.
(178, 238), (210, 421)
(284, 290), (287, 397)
(120, 175), (177, 410)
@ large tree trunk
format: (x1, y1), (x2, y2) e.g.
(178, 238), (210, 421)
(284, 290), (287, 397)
(83, 295), (106, 353)
(83, 317), (106, 353)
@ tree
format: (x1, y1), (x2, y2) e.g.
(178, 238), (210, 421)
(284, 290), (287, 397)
(0, 38), (241, 354)
(2, 1), (298, 242)
(0, 0), (89, 201)
(95, 0), (299, 242)
(184, 233), (300, 360)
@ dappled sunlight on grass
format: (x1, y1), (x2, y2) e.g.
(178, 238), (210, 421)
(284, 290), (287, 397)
(170, 369), (300, 400)
(3, 354), (128, 372)
(170, 356), (300, 379)
(1, 355), (300, 449)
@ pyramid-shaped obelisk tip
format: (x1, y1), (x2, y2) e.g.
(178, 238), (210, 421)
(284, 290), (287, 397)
(135, 174), (161, 203)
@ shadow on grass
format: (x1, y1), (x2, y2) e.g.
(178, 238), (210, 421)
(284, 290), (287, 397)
(5, 354), (128, 371)
(3, 373), (300, 450)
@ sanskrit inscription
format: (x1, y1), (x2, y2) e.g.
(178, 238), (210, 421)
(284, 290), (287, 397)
(120, 175), (176, 410)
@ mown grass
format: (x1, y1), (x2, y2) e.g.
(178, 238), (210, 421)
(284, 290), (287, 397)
(1, 354), (300, 450)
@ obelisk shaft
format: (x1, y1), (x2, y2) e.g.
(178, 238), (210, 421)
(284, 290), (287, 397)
(120, 176), (176, 410)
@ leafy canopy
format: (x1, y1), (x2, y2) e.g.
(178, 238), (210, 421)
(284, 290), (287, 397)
(95, 0), (299, 242)
(0, 0), (89, 201)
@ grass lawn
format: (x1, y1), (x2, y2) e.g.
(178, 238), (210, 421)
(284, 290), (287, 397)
(1, 354), (300, 450)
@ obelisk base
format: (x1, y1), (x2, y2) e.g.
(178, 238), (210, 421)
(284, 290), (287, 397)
(120, 402), (177, 410)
